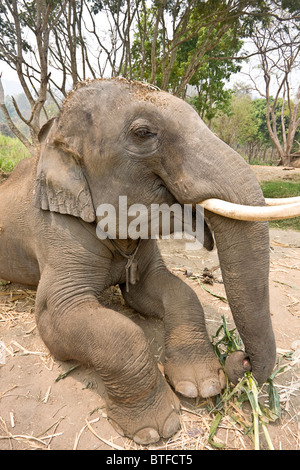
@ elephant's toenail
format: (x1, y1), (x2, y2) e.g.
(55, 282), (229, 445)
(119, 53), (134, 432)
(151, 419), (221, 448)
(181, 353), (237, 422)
(162, 412), (181, 438)
(175, 380), (198, 398)
(219, 369), (227, 389)
(133, 427), (160, 445)
(200, 379), (222, 398)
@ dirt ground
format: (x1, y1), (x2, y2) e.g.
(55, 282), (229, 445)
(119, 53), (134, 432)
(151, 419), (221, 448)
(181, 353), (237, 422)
(251, 164), (300, 183)
(0, 165), (299, 451)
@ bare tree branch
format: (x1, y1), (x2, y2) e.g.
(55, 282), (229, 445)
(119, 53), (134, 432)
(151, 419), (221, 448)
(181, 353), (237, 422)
(248, 11), (300, 165)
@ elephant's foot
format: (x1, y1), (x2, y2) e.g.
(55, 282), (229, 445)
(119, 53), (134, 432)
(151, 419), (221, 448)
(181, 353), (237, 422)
(164, 352), (226, 398)
(106, 372), (181, 445)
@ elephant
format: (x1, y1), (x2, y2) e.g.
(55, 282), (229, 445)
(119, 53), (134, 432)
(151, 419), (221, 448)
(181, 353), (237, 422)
(0, 78), (280, 445)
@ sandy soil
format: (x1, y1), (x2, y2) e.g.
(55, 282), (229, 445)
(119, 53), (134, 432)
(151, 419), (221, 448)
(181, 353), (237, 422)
(0, 166), (299, 451)
(251, 165), (300, 183)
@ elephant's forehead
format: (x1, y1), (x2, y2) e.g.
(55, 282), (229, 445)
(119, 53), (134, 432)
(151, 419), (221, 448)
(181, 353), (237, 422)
(62, 78), (179, 113)
(59, 78), (198, 137)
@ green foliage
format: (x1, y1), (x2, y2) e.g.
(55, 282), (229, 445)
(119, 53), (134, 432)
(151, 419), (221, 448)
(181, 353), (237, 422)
(130, 7), (161, 82)
(130, 2), (243, 121)
(0, 1), (59, 60)
(0, 134), (30, 172)
(86, 0), (126, 15)
(261, 179), (300, 198)
(261, 180), (300, 230)
(212, 315), (242, 366)
(211, 88), (300, 164)
(281, 0), (300, 14)
(211, 92), (260, 149)
(210, 315), (283, 450)
(183, 29), (242, 121)
(252, 98), (300, 153)
(86, 0), (104, 15)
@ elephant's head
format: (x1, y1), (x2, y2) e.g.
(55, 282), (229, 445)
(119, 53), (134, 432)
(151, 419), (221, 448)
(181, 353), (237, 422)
(35, 78), (288, 385)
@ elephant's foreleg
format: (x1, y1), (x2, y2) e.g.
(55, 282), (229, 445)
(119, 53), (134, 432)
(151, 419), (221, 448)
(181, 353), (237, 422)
(35, 285), (180, 445)
(122, 264), (226, 399)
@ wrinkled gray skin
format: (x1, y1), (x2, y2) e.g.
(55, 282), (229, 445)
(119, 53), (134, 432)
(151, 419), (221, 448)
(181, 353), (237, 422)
(0, 79), (276, 445)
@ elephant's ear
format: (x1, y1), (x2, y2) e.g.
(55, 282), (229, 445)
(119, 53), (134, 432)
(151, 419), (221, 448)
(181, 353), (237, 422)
(34, 118), (95, 223)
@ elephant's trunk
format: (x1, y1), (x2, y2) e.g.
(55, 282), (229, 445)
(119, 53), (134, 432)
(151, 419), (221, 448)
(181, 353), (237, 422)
(164, 124), (277, 384)
(207, 213), (276, 384)
(203, 164), (276, 384)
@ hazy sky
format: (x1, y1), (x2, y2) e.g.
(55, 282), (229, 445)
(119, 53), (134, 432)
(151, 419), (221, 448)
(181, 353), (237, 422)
(0, 36), (299, 101)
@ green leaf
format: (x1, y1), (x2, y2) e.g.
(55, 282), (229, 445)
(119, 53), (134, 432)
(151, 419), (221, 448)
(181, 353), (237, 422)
(208, 412), (225, 449)
(55, 364), (80, 382)
(267, 379), (281, 420)
(199, 283), (228, 303)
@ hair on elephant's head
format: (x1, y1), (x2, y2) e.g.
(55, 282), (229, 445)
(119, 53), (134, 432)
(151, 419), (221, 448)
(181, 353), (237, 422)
(35, 78), (277, 386)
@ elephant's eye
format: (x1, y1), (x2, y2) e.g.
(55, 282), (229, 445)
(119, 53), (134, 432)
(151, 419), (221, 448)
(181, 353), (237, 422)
(130, 119), (157, 138)
(134, 127), (157, 139)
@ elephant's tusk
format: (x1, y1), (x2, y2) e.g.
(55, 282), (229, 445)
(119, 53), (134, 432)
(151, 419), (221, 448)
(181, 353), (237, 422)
(198, 198), (300, 221)
(265, 196), (300, 206)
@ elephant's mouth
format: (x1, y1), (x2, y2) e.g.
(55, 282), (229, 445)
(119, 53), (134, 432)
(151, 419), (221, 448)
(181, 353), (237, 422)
(198, 196), (300, 221)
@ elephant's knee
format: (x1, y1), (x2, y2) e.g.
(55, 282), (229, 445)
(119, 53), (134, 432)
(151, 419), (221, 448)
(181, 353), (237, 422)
(100, 321), (160, 400)
(108, 320), (153, 373)
(36, 311), (70, 361)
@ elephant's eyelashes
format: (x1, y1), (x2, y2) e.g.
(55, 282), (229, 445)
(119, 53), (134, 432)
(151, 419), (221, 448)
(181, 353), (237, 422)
(126, 120), (160, 156)
(134, 128), (157, 139)
(129, 120), (157, 140)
